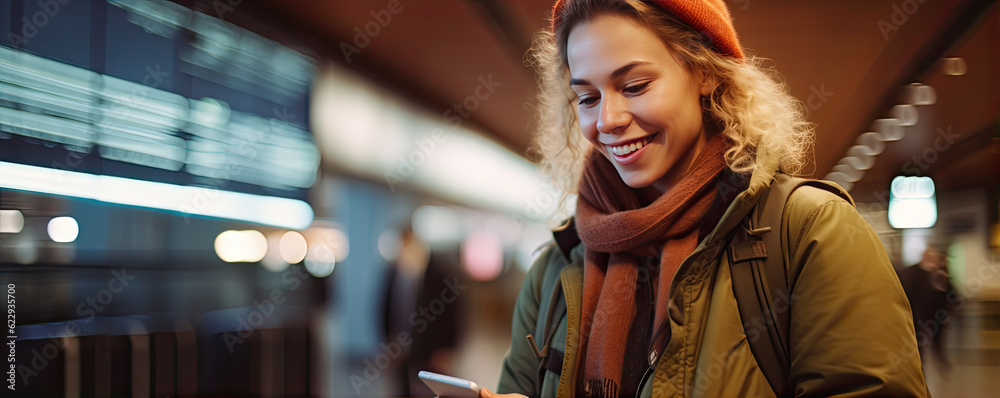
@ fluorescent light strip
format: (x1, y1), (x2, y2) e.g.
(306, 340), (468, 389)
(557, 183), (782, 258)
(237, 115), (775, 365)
(0, 161), (313, 230)
(313, 65), (561, 222)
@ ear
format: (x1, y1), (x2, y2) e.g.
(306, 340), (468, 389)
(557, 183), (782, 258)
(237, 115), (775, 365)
(695, 67), (716, 97)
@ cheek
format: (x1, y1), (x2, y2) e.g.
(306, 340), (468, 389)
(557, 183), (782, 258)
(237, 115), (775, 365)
(649, 94), (702, 134)
(577, 111), (600, 143)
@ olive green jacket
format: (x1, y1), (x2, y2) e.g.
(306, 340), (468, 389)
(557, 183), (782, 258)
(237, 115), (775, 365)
(497, 164), (929, 397)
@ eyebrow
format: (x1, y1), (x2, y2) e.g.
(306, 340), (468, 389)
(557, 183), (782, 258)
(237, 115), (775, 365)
(569, 61), (652, 86)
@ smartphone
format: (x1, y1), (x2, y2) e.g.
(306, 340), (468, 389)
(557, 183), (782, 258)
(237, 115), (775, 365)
(418, 370), (481, 397)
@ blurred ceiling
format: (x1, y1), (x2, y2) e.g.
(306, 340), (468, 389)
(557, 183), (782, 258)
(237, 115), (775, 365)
(255, 0), (999, 202)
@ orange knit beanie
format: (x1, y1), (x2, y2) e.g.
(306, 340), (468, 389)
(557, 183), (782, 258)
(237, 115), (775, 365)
(551, 0), (745, 60)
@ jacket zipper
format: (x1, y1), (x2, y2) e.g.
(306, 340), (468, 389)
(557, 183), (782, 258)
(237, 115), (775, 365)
(636, 297), (671, 397)
(636, 364), (654, 398)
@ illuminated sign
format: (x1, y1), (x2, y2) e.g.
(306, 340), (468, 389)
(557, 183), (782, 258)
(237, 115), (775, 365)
(0, 0), (319, 228)
(0, 45), (319, 191)
(888, 176), (938, 229)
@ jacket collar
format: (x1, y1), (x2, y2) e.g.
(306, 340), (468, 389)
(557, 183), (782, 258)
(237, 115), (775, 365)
(552, 218), (580, 261)
(708, 148), (780, 241)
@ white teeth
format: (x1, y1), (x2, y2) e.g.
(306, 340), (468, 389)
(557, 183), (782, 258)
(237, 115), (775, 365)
(609, 137), (650, 156)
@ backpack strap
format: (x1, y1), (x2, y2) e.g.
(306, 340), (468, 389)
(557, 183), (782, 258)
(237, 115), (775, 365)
(728, 174), (852, 397)
(526, 278), (565, 397)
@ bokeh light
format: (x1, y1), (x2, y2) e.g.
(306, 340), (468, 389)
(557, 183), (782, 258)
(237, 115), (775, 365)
(0, 210), (24, 233)
(461, 230), (504, 281)
(214, 230), (267, 263)
(47, 216), (79, 243)
(279, 231), (308, 264)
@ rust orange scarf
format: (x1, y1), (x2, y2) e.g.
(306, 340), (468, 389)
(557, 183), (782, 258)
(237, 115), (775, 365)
(575, 134), (729, 397)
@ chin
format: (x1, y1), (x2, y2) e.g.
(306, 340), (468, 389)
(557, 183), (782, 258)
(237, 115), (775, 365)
(619, 172), (657, 189)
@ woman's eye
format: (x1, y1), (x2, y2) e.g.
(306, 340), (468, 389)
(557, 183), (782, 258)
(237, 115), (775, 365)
(623, 82), (650, 95)
(577, 96), (599, 106)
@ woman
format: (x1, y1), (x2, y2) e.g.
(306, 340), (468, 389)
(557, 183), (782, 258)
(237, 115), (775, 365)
(482, 0), (928, 397)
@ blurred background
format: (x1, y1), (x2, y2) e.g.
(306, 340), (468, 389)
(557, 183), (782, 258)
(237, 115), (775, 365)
(0, 0), (997, 397)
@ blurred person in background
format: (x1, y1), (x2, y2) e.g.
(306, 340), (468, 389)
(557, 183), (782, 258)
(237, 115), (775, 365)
(381, 226), (427, 396)
(897, 247), (957, 372)
(381, 226), (462, 396)
(484, 0), (928, 397)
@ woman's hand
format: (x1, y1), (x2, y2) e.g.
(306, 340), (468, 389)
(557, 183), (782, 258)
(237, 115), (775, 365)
(479, 387), (528, 398)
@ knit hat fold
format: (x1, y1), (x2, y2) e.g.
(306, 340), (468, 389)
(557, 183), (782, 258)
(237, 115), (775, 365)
(551, 0), (745, 60)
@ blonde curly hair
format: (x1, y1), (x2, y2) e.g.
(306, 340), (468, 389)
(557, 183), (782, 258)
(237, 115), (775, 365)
(529, 0), (813, 216)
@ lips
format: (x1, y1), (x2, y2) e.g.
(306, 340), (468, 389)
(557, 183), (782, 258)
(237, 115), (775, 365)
(608, 135), (653, 156)
(605, 133), (657, 165)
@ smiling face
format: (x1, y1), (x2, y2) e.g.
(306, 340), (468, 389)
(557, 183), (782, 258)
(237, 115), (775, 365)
(566, 14), (712, 192)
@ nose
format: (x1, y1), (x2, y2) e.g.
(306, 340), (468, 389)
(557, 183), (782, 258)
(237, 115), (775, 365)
(596, 94), (631, 134)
